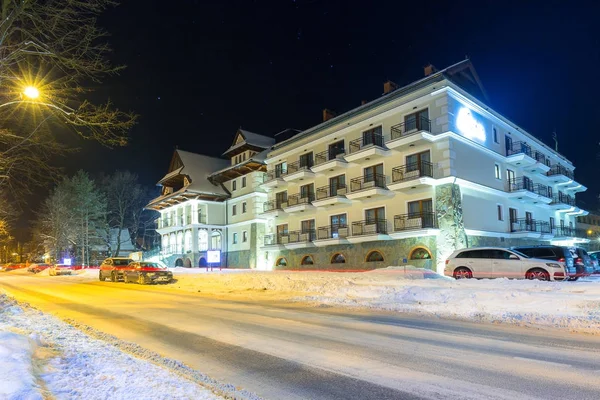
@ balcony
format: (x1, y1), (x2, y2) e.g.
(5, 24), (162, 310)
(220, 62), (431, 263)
(386, 116), (434, 150)
(546, 165), (584, 191)
(259, 200), (287, 218)
(345, 133), (391, 163)
(285, 229), (316, 249)
(506, 141), (550, 174)
(314, 225), (350, 246)
(510, 218), (552, 238)
(387, 161), (435, 192)
(552, 227), (590, 242)
(549, 193), (577, 212)
(389, 212), (439, 239)
(311, 149), (349, 173)
(507, 178), (552, 204)
(346, 174), (393, 200)
(283, 160), (315, 182)
(282, 193), (315, 213)
(312, 184), (352, 207)
(262, 234), (287, 250)
(348, 219), (390, 243)
(261, 170), (287, 189)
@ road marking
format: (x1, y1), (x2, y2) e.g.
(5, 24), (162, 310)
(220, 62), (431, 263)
(513, 356), (572, 368)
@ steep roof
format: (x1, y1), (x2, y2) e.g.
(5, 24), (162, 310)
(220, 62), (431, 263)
(222, 128), (275, 156)
(172, 150), (229, 196)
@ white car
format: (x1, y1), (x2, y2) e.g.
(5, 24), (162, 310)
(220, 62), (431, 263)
(48, 264), (73, 276)
(444, 247), (567, 281)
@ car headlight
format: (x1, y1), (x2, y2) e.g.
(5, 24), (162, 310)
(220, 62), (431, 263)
(546, 263), (562, 269)
(146, 272), (155, 277)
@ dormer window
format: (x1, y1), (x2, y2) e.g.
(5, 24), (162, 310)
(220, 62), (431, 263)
(183, 176), (191, 186)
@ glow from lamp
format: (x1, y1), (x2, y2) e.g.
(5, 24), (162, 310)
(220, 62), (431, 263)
(457, 107), (486, 141)
(23, 86), (40, 99)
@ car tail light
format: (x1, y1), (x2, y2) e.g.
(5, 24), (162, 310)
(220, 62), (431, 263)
(445, 259), (450, 265)
(575, 257), (583, 265)
(558, 257), (565, 263)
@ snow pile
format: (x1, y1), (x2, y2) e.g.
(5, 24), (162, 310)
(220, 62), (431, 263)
(0, 294), (224, 400)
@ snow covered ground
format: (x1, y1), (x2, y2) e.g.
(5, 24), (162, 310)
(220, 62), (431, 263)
(0, 293), (234, 400)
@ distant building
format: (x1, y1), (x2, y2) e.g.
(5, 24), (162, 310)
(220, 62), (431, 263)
(577, 213), (600, 249)
(148, 60), (588, 271)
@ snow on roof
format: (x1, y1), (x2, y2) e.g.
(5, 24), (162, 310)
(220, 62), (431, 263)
(222, 129), (275, 155)
(176, 150), (230, 196)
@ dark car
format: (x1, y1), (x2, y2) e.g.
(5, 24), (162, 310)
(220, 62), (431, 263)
(588, 251), (600, 273)
(123, 261), (173, 285)
(99, 257), (134, 282)
(511, 245), (593, 280)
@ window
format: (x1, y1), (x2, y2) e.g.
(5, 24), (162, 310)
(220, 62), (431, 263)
(363, 163), (384, 185)
(299, 152), (314, 169)
(406, 151), (431, 172)
(405, 109), (429, 131)
(233, 232), (238, 244)
(506, 169), (515, 184)
(525, 212), (533, 224)
(275, 257), (287, 267)
(232, 180), (237, 191)
(493, 127), (498, 143)
(330, 214), (347, 238)
(232, 205), (237, 216)
(300, 183), (315, 201)
(242, 231), (248, 243)
(494, 164), (501, 180)
(362, 126), (383, 146)
(242, 202), (247, 213)
(242, 153), (246, 161)
(497, 204), (503, 221)
(275, 191), (287, 208)
(550, 217), (555, 230)
(329, 175), (346, 196)
(365, 207), (385, 223)
(505, 134), (513, 155)
(328, 140), (345, 159)
(301, 255), (314, 265)
(410, 247), (432, 259)
(301, 219), (315, 240)
(509, 208), (518, 223)
(331, 253), (346, 264)
(366, 250), (384, 262)
(560, 219), (565, 228)
(408, 199), (433, 218)
(548, 186), (553, 198)
(275, 162), (287, 177)
(184, 230), (192, 252)
(198, 230), (208, 251)
(211, 231), (222, 250)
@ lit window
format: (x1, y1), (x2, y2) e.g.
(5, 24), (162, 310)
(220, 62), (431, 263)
(410, 247), (431, 260)
(242, 231), (248, 242)
(494, 164), (501, 180)
(242, 177), (246, 188)
(233, 232), (238, 244)
(242, 202), (247, 213)
(301, 255), (314, 265)
(276, 257), (287, 267)
(366, 251), (384, 262)
(198, 230), (208, 251)
(331, 253), (345, 264)
(232, 205), (237, 216)
(232, 180), (237, 191)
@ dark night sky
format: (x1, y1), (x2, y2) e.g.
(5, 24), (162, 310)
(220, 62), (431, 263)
(22, 0), (600, 237)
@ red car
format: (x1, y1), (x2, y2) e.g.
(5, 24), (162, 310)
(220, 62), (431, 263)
(122, 261), (173, 285)
(99, 257), (134, 282)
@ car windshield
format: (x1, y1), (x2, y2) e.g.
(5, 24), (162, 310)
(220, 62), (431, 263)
(511, 249), (529, 258)
(140, 262), (160, 268)
(113, 259), (133, 266)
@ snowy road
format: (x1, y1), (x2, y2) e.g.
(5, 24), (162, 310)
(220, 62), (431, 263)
(2, 273), (600, 400)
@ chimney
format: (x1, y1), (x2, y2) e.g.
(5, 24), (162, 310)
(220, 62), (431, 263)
(361, 100), (367, 105)
(383, 80), (398, 95)
(424, 64), (438, 76)
(322, 108), (337, 122)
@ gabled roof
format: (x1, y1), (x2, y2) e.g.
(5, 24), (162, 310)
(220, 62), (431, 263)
(172, 150), (229, 195)
(222, 128), (275, 156)
(208, 147), (271, 183)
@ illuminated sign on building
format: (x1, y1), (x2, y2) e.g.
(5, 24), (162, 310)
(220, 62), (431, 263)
(457, 107), (486, 141)
(207, 250), (221, 263)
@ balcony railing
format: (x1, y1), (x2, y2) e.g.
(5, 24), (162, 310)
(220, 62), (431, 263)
(263, 234), (288, 246)
(315, 184), (348, 200)
(263, 169), (287, 183)
(391, 161), (433, 183)
(263, 200), (285, 213)
(286, 193), (315, 207)
(507, 141), (533, 157)
(288, 229), (316, 243)
(316, 224), (349, 240)
(511, 218), (551, 234)
(547, 165), (574, 180)
(349, 174), (387, 192)
(393, 212), (437, 231)
(553, 227), (589, 239)
(351, 219), (388, 236)
(348, 133), (385, 154)
(533, 183), (551, 198)
(315, 148), (346, 165)
(551, 193), (576, 206)
(533, 150), (549, 166)
(509, 178), (550, 197)
(390, 116), (431, 140)
(286, 159), (313, 175)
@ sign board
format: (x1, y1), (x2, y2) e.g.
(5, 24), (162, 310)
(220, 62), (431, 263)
(207, 250), (221, 264)
(63, 258), (72, 266)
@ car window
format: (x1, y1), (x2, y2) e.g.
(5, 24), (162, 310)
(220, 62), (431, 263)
(113, 259), (132, 266)
(533, 248), (556, 258)
(104, 259), (112, 265)
(456, 251), (471, 258)
(514, 248), (533, 257)
(490, 250), (512, 259)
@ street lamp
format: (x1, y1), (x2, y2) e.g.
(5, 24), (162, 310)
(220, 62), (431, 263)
(23, 86), (40, 99)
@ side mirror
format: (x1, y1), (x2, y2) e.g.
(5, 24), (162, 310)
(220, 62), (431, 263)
(509, 254), (519, 260)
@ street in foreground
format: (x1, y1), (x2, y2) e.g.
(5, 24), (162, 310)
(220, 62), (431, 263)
(1, 269), (600, 400)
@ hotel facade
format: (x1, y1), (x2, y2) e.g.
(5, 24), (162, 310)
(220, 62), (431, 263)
(147, 60), (588, 272)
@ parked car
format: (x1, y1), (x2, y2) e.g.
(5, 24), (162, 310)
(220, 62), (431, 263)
(122, 262), (173, 285)
(444, 247), (568, 281)
(588, 251), (600, 273)
(1, 263), (26, 272)
(511, 245), (593, 280)
(48, 264), (73, 276)
(27, 263), (51, 273)
(99, 257), (134, 282)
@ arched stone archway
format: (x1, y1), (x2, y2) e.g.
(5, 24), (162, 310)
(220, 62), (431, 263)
(199, 257), (207, 267)
(183, 257), (192, 268)
(175, 258), (184, 267)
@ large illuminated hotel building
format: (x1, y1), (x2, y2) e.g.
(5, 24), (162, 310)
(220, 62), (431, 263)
(146, 60), (587, 272)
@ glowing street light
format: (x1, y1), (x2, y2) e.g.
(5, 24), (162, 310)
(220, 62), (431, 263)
(23, 86), (40, 99)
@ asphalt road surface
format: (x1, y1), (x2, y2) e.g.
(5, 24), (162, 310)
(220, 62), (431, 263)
(2, 273), (600, 400)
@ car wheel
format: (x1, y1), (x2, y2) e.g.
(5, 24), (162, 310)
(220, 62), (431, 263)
(111, 272), (117, 282)
(123, 274), (129, 283)
(526, 269), (550, 281)
(99, 272), (104, 281)
(138, 275), (146, 285)
(453, 267), (472, 279)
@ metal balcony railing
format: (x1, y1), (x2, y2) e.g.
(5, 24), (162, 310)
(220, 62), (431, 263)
(391, 161), (433, 183)
(510, 218), (551, 234)
(350, 174), (387, 192)
(286, 193), (315, 207)
(508, 178), (533, 193)
(390, 115), (431, 140)
(263, 200), (285, 213)
(316, 224), (349, 240)
(393, 212), (437, 231)
(315, 184), (348, 200)
(553, 227), (589, 239)
(547, 165), (574, 180)
(533, 150), (548, 165)
(263, 234), (288, 246)
(532, 183), (551, 198)
(348, 133), (385, 154)
(288, 229), (316, 243)
(263, 169), (287, 183)
(351, 219), (388, 236)
(551, 193), (576, 206)
(287, 159), (314, 175)
(315, 148), (346, 165)
(507, 141), (533, 157)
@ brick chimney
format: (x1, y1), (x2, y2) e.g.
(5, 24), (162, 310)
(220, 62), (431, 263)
(383, 80), (398, 95)
(323, 108), (337, 122)
(424, 64), (438, 76)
